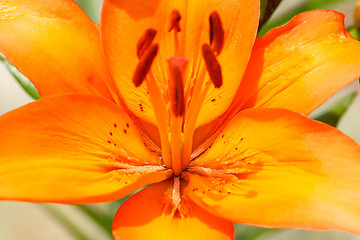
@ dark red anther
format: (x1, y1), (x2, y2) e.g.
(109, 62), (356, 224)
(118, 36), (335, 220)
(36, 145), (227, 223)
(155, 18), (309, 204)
(168, 9), (182, 32)
(209, 11), (224, 55)
(132, 44), (159, 87)
(201, 44), (222, 88)
(136, 28), (157, 58)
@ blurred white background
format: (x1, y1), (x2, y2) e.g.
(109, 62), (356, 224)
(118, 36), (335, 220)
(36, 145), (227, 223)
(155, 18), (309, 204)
(0, 0), (360, 239)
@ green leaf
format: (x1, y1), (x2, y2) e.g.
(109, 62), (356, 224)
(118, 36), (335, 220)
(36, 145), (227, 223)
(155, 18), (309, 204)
(74, 205), (113, 238)
(259, 0), (283, 29)
(260, 0), (269, 20)
(73, 195), (133, 237)
(234, 224), (281, 240)
(314, 93), (356, 127)
(348, 25), (360, 40)
(0, 54), (40, 100)
(258, 0), (355, 37)
(74, 0), (103, 23)
(42, 204), (90, 240)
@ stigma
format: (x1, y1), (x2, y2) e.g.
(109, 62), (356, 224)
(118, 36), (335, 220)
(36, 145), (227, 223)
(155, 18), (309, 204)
(168, 57), (187, 117)
(131, 9), (225, 176)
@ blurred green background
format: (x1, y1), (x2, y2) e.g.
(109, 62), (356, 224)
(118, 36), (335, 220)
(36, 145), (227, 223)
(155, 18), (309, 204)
(0, 0), (360, 239)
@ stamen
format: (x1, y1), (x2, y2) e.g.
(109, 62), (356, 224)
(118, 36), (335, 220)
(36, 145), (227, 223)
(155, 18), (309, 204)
(132, 37), (171, 168)
(182, 64), (207, 169)
(182, 44), (224, 169)
(201, 44), (223, 88)
(146, 71), (172, 169)
(169, 9), (182, 56)
(132, 44), (159, 87)
(209, 11), (224, 55)
(136, 28), (157, 58)
(187, 166), (236, 181)
(168, 9), (182, 32)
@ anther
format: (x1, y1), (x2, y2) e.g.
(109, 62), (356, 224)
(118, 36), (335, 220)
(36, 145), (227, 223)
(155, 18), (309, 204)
(168, 9), (182, 32)
(136, 28), (157, 58)
(132, 44), (159, 87)
(209, 11), (224, 55)
(167, 57), (188, 117)
(201, 44), (223, 88)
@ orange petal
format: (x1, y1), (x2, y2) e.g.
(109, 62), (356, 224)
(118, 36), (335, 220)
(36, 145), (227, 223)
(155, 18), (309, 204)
(0, 94), (171, 203)
(236, 10), (360, 115)
(0, 0), (115, 99)
(113, 180), (234, 240)
(101, 0), (259, 126)
(184, 108), (360, 233)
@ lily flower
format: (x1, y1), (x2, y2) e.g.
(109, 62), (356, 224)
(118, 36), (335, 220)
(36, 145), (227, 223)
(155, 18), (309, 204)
(1, 0), (360, 239)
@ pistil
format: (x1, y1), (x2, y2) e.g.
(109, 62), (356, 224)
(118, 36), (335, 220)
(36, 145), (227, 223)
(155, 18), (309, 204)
(132, 11), (225, 176)
(168, 57), (188, 176)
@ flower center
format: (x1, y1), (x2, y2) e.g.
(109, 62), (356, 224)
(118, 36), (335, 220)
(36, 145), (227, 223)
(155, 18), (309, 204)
(132, 10), (224, 176)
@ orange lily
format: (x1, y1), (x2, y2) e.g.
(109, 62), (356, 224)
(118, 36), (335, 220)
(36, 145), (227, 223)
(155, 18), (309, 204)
(1, 0), (360, 239)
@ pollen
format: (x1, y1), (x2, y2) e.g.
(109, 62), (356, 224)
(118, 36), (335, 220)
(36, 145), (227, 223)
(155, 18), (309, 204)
(168, 9), (181, 32)
(136, 28), (157, 58)
(202, 44), (223, 88)
(132, 43), (159, 87)
(209, 11), (224, 55)
(129, 9), (227, 176)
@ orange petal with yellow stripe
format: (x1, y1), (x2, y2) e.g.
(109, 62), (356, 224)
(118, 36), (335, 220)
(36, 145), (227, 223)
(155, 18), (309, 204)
(192, 9), (360, 152)
(101, 0), (259, 127)
(0, 94), (171, 203)
(237, 10), (360, 115)
(113, 180), (234, 240)
(185, 108), (360, 233)
(0, 0), (115, 99)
